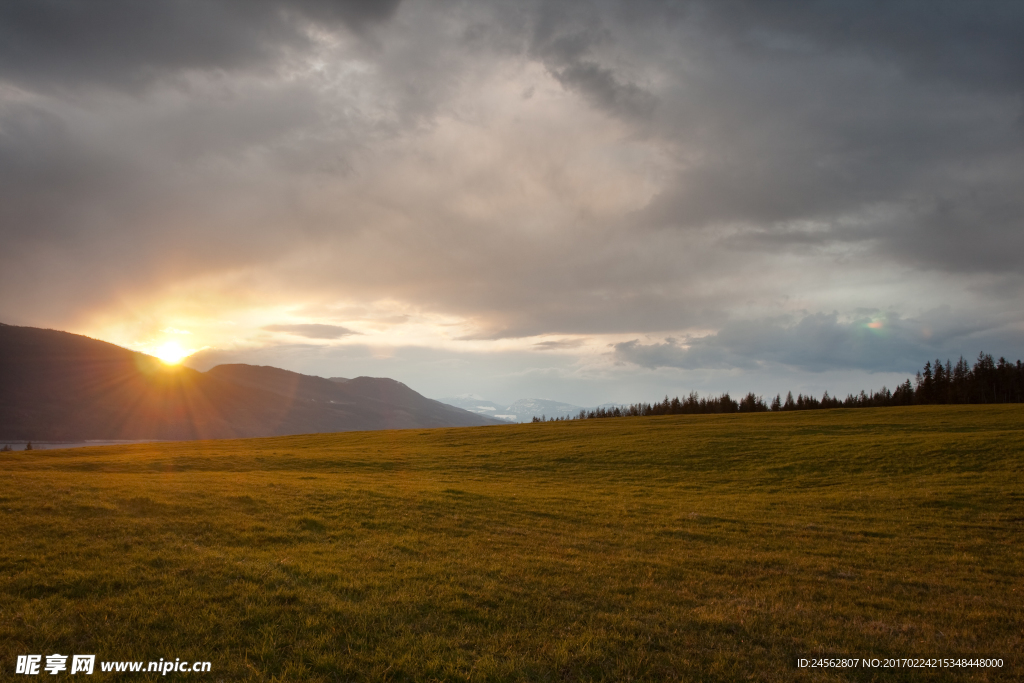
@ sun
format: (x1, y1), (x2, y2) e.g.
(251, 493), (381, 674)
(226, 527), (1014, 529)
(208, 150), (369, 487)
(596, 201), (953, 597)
(152, 340), (191, 365)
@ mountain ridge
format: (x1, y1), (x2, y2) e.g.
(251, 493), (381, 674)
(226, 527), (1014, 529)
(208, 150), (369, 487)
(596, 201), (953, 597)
(0, 323), (501, 440)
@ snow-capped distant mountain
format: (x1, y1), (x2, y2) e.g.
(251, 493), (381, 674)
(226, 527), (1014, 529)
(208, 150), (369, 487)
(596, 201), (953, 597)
(438, 396), (588, 423)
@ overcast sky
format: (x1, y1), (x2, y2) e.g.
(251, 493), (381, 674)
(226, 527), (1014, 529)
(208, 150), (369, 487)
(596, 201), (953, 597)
(2, 0), (1023, 405)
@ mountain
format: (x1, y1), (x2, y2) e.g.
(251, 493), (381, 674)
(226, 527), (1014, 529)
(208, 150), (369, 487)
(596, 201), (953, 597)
(437, 397), (519, 422)
(0, 323), (501, 440)
(439, 396), (588, 423)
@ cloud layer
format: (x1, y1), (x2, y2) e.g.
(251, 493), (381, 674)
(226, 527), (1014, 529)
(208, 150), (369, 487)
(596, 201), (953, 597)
(263, 323), (358, 339)
(1, 0), (1022, 400)
(612, 311), (1017, 374)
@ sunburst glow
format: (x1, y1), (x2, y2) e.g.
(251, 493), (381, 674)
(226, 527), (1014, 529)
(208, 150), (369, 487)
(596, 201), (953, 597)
(151, 340), (191, 365)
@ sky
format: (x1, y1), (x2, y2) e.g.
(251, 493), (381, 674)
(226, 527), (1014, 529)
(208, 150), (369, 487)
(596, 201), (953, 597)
(2, 0), (1023, 406)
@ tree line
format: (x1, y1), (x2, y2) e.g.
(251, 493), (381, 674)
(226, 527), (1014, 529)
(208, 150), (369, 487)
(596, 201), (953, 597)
(532, 352), (1024, 422)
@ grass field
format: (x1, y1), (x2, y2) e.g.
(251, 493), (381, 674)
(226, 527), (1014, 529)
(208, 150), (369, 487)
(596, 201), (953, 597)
(1, 405), (1022, 681)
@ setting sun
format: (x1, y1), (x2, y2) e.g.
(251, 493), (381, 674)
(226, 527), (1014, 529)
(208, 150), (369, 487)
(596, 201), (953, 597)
(152, 340), (191, 365)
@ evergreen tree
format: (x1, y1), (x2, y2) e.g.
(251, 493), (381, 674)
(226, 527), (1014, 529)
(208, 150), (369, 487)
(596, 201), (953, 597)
(549, 350), (1022, 426)
(739, 393), (767, 412)
(917, 361), (934, 404)
(973, 353), (997, 403)
(951, 357), (970, 403)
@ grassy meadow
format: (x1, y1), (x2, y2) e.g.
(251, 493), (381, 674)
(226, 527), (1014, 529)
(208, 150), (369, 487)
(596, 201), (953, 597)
(1, 406), (1022, 681)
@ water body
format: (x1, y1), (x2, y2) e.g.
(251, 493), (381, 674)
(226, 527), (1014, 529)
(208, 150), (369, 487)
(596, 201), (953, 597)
(0, 440), (165, 451)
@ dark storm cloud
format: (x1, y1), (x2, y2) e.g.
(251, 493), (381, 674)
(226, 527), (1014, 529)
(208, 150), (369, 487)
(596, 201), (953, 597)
(0, 101), (115, 231)
(263, 323), (357, 339)
(523, 0), (663, 124)
(0, 0), (402, 88)
(1, 0), (1023, 384)
(549, 60), (657, 121)
(626, 0), (1024, 275)
(887, 187), (1024, 274)
(693, 0), (1024, 92)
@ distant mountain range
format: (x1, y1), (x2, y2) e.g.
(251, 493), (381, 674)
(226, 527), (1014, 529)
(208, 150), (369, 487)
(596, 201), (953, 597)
(439, 396), (620, 423)
(0, 323), (502, 440)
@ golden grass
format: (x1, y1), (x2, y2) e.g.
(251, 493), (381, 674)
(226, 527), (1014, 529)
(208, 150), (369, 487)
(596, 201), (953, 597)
(1, 405), (1022, 681)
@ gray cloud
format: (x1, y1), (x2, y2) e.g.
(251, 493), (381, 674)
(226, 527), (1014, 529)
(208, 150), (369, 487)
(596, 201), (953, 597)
(533, 339), (587, 350)
(263, 323), (358, 339)
(614, 311), (1016, 374)
(691, 0), (1024, 93)
(1, 0), (1023, 397)
(549, 59), (656, 121)
(0, 0), (402, 89)
(528, 5), (658, 123)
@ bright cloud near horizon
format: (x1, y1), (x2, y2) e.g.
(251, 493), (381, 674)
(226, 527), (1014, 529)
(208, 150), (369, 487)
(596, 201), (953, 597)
(2, 0), (1023, 405)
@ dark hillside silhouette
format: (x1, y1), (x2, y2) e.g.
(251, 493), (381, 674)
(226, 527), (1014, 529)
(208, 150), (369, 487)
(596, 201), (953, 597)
(207, 365), (499, 432)
(0, 323), (501, 440)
